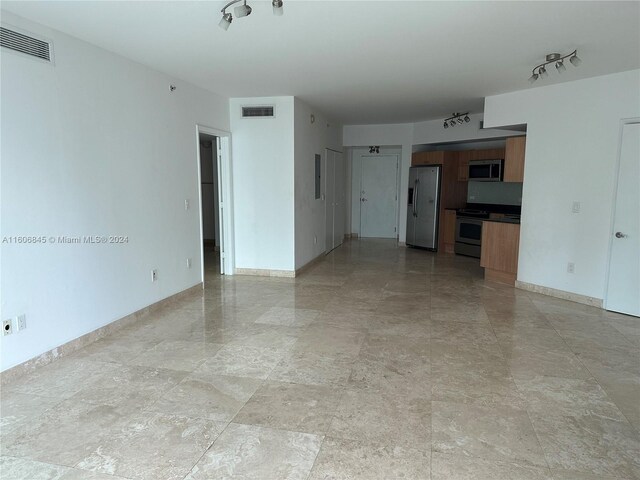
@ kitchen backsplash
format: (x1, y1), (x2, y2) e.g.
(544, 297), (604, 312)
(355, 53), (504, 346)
(467, 181), (523, 206)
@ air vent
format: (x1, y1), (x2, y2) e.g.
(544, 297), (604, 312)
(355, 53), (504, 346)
(242, 106), (275, 118)
(1, 27), (51, 62)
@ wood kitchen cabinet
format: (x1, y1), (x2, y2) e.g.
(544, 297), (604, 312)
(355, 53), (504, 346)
(412, 151), (445, 166)
(480, 221), (520, 285)
(504, 136), (526, 182)
(443, 209), (457, 253)
(457, 150), (471, 181)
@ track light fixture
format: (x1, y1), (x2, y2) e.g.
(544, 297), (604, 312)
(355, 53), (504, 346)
(443, 112), (470, 129)
(529, 50), (581, 83)
(369, 146), (380, 154)
(219, 0), (283, 30)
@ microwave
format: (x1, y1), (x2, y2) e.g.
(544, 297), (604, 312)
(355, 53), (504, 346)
(468, 159), (503, 182)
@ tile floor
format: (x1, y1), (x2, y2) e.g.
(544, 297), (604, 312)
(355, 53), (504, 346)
(1, 239), (639, 479)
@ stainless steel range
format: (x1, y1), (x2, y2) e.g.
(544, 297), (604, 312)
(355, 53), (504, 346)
(455, 209), (490, 258)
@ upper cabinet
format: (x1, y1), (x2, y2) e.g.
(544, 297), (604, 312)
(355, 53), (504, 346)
(504, 136), (526, 182)
(457, 150), (471, 181)
(412, 151), (445, 166)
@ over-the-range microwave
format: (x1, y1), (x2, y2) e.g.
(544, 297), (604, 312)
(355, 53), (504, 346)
(468, 159), (504, 182)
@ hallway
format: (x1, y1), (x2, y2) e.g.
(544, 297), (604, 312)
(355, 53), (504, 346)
(1, 239), (639, 479)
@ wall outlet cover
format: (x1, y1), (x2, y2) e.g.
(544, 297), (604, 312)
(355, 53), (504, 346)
(572, 201), (581, 213)
(3, 319), (12, 336)
(16, 314), (26, 331)
(151, 269), (158, 282)
(567, 262), (575, 274)
(187, 258), (192, 268)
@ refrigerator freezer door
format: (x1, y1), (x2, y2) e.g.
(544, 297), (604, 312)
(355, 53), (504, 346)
(413, 166), (440, 249)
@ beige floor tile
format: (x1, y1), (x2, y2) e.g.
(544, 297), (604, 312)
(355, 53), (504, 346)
(224, 323), (300, 349)
(432, 401), (547, 467)
(255, 306), (320, 327)
(1, 400), (129, 466)
(233, 381), (342, 434)
(0, 391), (63, 436)
(268, 350), (354, 386)
(184, 423), (322, 480)
(348, 351), (431, 398)
(530, 412), (640, 479)
(328, 390), (431, 448)
(5, 358), (118, 399)
(70, 364), (187, 409)
(431, 452), (552, 480)
(192, 345), (285, 379)
(0, 456), (69, 480)
(128, 340), (223, 372)
(513, 374), (628, 421)
(293, 325), (365, 358)
(148, 374), (262, 421)
(430, 319), (498, 344)
(308, 437), (431, 480)
(76, 412), (223, 480)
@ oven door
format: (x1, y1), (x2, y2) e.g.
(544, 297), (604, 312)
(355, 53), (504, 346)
(455, 217), (483, 245)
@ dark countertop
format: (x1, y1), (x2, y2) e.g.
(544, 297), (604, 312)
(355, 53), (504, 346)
(483, 218), (521, 225)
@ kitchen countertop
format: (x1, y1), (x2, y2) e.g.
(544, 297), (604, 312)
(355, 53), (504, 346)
(483, 218), (521, 225)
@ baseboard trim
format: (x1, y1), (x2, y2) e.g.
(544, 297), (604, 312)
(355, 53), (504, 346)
(235, 268), (296, 278)
(515, 280), (603, 308)
(295, 252), (325, 276)
(398, 241), (407, 247)
(0, 282), (203, 384)
(345, 233), (358, 239)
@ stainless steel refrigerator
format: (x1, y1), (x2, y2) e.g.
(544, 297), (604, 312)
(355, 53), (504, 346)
(406, 165), (441, 250)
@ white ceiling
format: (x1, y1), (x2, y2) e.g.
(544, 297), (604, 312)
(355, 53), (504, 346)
(2, 1), (639, 124)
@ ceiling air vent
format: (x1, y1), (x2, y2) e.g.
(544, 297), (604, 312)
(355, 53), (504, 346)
(1, 27), (51, 62)
(242, 106), (275, 118)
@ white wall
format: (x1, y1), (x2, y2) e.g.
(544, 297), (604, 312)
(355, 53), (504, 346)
(484, 69), (640, 300)
(229, 96), (295, 272)
(343, 124), (413, 242)
(0, 12), (230, 371)
(293, 99), (342, 269)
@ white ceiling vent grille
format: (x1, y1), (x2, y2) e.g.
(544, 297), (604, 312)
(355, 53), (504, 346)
(1, 27), (51, 62)
(242, 106), (275, 118)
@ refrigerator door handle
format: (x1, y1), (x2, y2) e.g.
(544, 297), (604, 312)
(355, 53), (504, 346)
(414, 178), (419, 217)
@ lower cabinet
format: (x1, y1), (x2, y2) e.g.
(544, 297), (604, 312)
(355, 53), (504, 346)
(443, 209), (457, 254)
(480, 221), (520, 285)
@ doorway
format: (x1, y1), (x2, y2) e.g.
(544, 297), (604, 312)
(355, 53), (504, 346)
(359, 155), (399, 238)
(605, 119), (639, 317)
(196, 125), (234, 281)
(199, 134), (221, 275)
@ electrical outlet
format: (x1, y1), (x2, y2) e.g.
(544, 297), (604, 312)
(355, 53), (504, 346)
(151, 269), (158, 282)
(567, 262), (575, 274)
(187, 258), (192, 269)
(572, 201), (581, 213)
(16, 314), (26, 331)
(3, 319), (12, 336)
(313, 236), (317, 245)
(184, 199), (190, 211)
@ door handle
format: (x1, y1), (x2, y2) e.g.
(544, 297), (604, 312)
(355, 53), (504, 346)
(414, 179), (419, 217)
(361, 198), (368, 202)
(615, 232), (628, 238)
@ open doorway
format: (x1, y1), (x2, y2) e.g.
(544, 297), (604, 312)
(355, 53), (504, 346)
(196, 125), (234, 282)
(199, 133), (221, 275)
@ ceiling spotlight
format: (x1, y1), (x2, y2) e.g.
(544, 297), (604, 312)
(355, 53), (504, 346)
(442, 112), (470, 129)
(234, 1), (252, 17)
(220, 0), (281, 30)
(528, 50), (581, 82)
(570, 53), (582, 67)
(272, 0), (284, 16)
(219, 12), (233, 30)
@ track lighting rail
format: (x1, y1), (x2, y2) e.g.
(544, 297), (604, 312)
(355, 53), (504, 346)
(529, 50), (581, 83)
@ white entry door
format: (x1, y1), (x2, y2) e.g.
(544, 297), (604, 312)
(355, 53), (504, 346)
(606, 121), (640, 316)
(360, 155), (398, 238)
